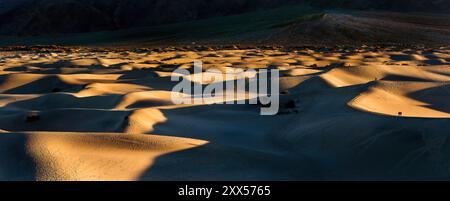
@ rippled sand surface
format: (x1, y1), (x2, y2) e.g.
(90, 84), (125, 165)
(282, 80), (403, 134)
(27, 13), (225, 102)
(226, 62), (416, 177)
(0, 46), (449, 180)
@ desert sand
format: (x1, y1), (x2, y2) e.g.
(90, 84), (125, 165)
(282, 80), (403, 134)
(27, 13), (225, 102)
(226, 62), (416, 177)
(0, 46), (449, 180)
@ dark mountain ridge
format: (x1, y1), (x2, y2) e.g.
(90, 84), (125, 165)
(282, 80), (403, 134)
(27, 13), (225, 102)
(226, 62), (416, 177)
(0, 0), (449, 36)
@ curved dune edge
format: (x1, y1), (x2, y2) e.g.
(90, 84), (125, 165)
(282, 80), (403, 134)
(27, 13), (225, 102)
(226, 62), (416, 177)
(348, 81), (450, 118)
(321, 64), (450, 88)
(5, 132), (208, 181)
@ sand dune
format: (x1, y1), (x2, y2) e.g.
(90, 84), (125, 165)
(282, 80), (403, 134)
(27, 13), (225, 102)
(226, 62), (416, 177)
(0, 46), (449, 180)
(349, 81), (450, 118)
(0, 132), (207, 181)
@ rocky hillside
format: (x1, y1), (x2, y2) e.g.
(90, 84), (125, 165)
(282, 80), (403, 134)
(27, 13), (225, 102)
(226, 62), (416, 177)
(311, 0), (450, 12)
(0, 0), (294, 36)
(0, 0), (29, 14)
(0, 0), (449, 36)
(1, 5), (449, 47)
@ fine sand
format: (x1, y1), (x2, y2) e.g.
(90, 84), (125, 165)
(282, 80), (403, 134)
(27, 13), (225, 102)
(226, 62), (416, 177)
(0, 46), (449, 180)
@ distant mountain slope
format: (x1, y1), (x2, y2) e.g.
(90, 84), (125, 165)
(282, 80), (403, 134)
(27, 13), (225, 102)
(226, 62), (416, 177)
(0, 0), (297, 36)
(1, 7), (449, 46)
(311, 0), (450, 12)
(0, 0), (449, 36)
(265, 11), (450, 46)
(0, 0), (30, 14)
